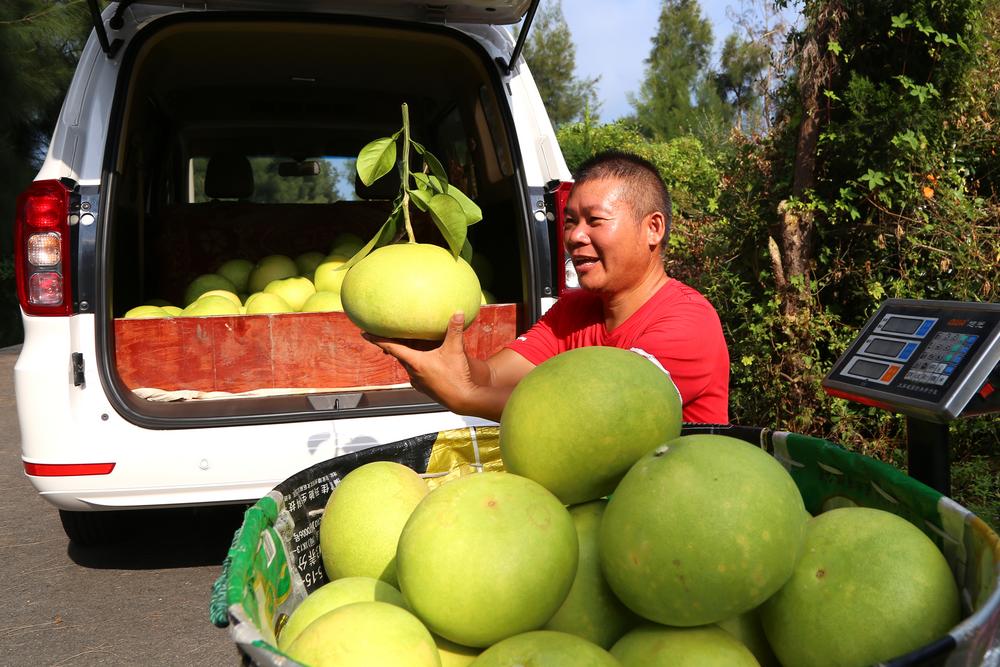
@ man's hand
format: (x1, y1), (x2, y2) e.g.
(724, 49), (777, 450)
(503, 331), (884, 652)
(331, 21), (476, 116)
(363, 312), (477, 413)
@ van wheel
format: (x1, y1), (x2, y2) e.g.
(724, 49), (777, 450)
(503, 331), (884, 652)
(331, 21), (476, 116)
(58, 510), (128, 547)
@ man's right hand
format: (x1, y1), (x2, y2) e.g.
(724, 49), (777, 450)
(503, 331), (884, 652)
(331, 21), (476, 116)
(361, 312), (535, 422)
(363, 312), (478, 413)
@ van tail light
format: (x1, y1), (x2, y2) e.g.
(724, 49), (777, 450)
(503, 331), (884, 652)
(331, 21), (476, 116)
(544, 180), (576, 294)
(24, 461), (116, 476)
(15, 180), (74, 316)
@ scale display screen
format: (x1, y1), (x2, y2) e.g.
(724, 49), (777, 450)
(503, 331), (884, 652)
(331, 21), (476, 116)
(823, 299), (1000, 421)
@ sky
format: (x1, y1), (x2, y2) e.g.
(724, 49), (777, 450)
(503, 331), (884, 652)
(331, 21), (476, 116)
(550, 0), (800, 122)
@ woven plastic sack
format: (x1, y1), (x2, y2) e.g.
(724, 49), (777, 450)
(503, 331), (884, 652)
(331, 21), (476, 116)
(210, 424), (1000, 667)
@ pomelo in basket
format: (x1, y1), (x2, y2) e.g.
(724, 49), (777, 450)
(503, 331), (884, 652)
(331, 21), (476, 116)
(470, 630), (619, 667)
(247, 254), (297, 294)
(285, 601), (440, 667)
(760, 507), (960, 667)
(277, 576), (408, 651)
(183, 273), (237, 306)
(340, 243), (481, 340)
(717, 606), (780, 667)
(319, 461), (428, 587)
(396, 472), (578, 647)
(499, 346), (682, 505)
(435, 635), (480, 667)
(599, 434), (807, 627)
(543, 500), (638, 648)
(610, 624), (759, 666)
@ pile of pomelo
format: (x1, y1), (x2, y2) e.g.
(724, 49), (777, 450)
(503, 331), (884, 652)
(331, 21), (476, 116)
(122, 235), (491, 340)
(277, 347), (961, 667)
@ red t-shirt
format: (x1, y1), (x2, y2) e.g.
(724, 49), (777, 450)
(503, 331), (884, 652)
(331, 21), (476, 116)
(506, 280), (730, 424)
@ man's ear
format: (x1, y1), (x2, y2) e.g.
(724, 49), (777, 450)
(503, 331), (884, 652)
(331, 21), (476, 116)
(645, 211), (667, 248)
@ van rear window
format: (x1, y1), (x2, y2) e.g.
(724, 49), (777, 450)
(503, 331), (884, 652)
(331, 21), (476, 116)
(190, 156), (358, 204)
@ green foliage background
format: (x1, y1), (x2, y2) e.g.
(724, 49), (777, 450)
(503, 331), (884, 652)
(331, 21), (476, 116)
(557, 0), (999, 524)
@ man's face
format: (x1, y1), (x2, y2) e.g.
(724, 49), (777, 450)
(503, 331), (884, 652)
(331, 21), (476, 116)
(563, 178), (661, 295)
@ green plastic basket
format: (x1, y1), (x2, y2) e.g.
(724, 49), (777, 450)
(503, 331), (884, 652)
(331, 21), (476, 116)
(210, 425), (1000, 666)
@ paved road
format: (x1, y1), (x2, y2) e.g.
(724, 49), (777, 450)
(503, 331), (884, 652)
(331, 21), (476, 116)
(0, 345), (248, 665)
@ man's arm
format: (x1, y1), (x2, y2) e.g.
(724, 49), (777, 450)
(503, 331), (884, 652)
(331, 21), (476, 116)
(364, 313), (536, 422)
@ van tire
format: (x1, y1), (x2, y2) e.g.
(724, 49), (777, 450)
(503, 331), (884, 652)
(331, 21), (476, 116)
(59, 510), (128, 547)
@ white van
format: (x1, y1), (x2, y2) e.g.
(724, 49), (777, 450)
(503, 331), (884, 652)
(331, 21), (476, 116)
(14, 0), (575, 545)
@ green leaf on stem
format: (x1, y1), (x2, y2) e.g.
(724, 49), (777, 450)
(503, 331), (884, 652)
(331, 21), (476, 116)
(427, 193), (468, 257)
(409, 188), (432, 212)
(447, 187), (483, 225)
(342, 204), (402, 270)
(460, 238), (474, 263)
(356, 136), (397, 186)
(421, 151), (449, 190)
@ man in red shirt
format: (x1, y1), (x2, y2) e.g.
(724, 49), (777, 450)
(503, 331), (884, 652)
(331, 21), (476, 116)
(366, 151), (730, 424)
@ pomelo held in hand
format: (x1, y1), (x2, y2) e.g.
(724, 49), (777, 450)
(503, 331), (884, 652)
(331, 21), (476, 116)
(500, 346), (682, 505)
(471, 630), (620, 667)
(600, 434), (807, 627)
(285, 601), (440, 667)
(340, 243), (481, 340)
(396, 472), (578, 647)
(319, 461), (428, 586)
(760, 507), (960, 667)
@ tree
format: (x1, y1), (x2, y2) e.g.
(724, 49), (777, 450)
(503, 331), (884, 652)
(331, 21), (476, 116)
(522, 0), (601, 127)
(712, 33), (770, 132)
(630, 0), (715, 140)
(0, 1), (92, 255)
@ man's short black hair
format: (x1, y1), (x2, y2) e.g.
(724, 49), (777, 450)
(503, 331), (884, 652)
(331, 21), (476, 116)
(572, 150), (673, 248)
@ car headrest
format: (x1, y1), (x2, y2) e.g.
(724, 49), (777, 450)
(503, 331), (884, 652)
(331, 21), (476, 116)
(205, 153), (254, 200)
(354, 168), (401, 201)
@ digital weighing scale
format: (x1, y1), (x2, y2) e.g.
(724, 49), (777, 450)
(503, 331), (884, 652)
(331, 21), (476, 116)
(823, 299), (1000, 495)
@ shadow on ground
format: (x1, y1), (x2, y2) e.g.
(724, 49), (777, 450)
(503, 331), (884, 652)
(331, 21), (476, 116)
(67, 505), (250, 570)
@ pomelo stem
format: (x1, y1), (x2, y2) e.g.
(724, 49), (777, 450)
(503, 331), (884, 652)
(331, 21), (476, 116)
(401, 103), (416, 244)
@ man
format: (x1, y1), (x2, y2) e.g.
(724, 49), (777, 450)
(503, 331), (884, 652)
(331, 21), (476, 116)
(366, 151), (730, 424)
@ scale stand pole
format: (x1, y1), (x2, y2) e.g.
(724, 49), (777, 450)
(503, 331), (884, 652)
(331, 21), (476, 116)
(906, 417), (951, 496)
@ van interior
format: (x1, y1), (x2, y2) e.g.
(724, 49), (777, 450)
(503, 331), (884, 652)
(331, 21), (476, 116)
(104, 16), (529, 413)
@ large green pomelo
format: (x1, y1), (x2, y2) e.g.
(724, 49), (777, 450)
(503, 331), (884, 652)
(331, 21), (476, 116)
(319, 461), (428, 586)
(760, 507), (960, 667)
(247, 254), (298, 294)
(180, 294), (240, 317)
(277, 576), (408, 651)
(435, 635), (481, 667)
(599, 434), (806, 626)
(544, 501), (639, 648)
(396, 472), (578, 647)
(717, 607), (780, 667)
(183, 273), (238, 306)
(500, 346), (682, 505)
(340, 243), (481, 340)
(471, 630), (620, 667)
(285, 601), (440, 667)
(610, 624), (759, 666)
(123, 305), (169, 319)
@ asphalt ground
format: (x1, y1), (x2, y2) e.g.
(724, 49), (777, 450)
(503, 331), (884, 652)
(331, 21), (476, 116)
(0, 345), (248, 665)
